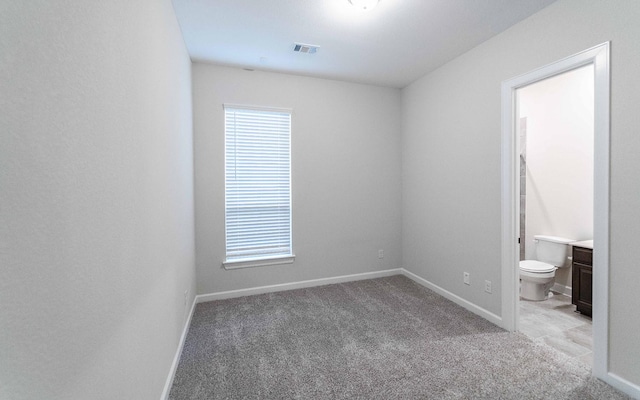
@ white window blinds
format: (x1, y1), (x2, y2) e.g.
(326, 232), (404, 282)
(224, 105), (292, 264)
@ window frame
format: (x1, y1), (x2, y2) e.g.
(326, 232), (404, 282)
(222, 104), (295, 270)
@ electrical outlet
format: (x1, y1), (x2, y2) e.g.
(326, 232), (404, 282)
(485, 280), (492, 294)
(463, 272), (470, 285)
(378, 249), (384, 259)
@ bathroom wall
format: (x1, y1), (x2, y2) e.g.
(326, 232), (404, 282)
(518, 65), (594, 290)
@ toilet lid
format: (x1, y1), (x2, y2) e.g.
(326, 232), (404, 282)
(519, 260), (556, 273)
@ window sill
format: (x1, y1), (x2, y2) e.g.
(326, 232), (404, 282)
(222, 255), (296, 270)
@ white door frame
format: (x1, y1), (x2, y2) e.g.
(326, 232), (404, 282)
(500, 42), (610, 379)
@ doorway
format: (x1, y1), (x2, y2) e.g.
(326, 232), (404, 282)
(500, 43), (610, 380)
(516, 64), (594, 366)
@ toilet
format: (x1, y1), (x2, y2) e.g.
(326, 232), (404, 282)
(519, 235), (575, 301)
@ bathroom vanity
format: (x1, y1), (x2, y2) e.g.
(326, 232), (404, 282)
(571, 240), (593, 317)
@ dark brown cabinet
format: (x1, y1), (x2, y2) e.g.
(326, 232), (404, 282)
(572, 245), (593, 317)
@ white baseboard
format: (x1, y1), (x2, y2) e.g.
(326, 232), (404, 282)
(196, 268), (403, 303)
(552, 282), (572, 297)
(196, 268), (502, 329)
(400, 268), (503, 328)
(160, 296), (197, 400)
(603, 372), (640, 399)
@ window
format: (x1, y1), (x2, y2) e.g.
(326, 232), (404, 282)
(223, 105), (294, 269)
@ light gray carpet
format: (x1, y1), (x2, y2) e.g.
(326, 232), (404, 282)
(169, 275), (629, 399)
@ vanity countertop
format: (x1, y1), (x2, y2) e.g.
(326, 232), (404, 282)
(572, 240), (593, 249)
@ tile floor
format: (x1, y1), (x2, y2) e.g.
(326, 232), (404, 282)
(519, 291), (593, 367)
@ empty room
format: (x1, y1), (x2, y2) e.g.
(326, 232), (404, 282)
(2, 0), (640, 399)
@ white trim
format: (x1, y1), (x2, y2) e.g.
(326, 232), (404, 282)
(603, 372), (640, 399)
(160, 295), (198, 400)
(501, 42), (610, 382)
(223, 103), (292, 113)
(551, 283), (572, 297)
(223, 255), (296, 270)
(500, 72), (519, 333)
(591, 42), (611, 382)
(196, 269), (403, 303)
(196, 268), (503, 327)
(401, 269), (503, 327)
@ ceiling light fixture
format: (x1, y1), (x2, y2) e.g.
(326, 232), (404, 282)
(348, 0), (380, 11)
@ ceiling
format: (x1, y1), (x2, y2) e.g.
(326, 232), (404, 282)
(171, 0), (557, 88)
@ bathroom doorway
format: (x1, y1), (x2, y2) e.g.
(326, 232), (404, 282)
(516, 65), (594, 366)
(500, 43), (610, 380)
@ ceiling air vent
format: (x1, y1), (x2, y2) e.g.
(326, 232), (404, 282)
(293, 43), (319, 54)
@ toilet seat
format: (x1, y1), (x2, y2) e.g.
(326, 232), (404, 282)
(519, 260), (556, 273)
(519, 269), (555, 280)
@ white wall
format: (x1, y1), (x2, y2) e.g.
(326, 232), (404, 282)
(0, 1), (195, 399)
(402, 0), (640, 387)
(193, 64), (402, 295)
(520, 65), (594, 288)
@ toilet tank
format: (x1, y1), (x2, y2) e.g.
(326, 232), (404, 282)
(534, 235), (575, 266)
